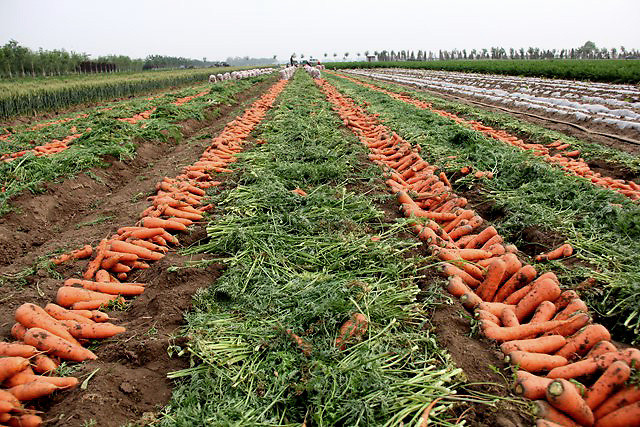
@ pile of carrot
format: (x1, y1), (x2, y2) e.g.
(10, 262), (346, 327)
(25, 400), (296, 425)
(316, 77), (640, 427)
(117, 107), (156, 124)
(172, 91), (209, 106)
(0, 79), (290, 426)
(332, 71), (640, 203)
(0, 131), (85, 163)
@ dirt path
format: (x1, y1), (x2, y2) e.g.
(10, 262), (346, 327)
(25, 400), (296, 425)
(0, 78), (276, 426)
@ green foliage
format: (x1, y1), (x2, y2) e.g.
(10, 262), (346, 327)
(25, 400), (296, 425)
(326, 60), (640, 84)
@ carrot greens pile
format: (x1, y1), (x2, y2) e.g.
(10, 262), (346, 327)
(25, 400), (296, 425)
(159, 72), (522, 425)
(325, 73), (640, 345)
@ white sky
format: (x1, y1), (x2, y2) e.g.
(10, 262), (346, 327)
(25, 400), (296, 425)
(2, 0), (639, 61)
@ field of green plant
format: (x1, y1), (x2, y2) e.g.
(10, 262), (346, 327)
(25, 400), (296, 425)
(0, 66), (253, 118)
(327, 59), (640, 83)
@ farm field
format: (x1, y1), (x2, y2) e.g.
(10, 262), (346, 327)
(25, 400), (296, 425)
(0, 67), (639, 427)
(343, 68), (640, 142)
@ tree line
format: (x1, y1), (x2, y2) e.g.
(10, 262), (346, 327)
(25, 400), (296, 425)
(0, 40), (224, 79)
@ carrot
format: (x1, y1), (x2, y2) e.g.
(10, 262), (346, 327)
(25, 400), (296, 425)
(493, 265), (537, 303)
(546, 379), (594, 427)
(335, 313), (368, 350)
(594, 401), (640, 427)
(285, 329), (311, 356)
(83, 239), (109, 280)
(501, 253), (522, 280)
(535, 420), (566, 427)
(127, 239), (168, 254)
(500, 307), (519, 327)
(57, 287), (118, 307)
(32, 355), (57, 374)
(476, 258), (506, 302)
(442, 210), (473, 233)
(556, 324), (611, 360)
(554, 299), (589, 321)
(14, 303), (80, 347)
(480, 234), (503, 250)
(504, 284), (532, 305)
(417, 397), (444, 427)
(439, 263), (481, 288)
(515, 278), (561, 322)
(433, 248), (484, 280)
(585, 360), (631, 410)
(544, 312), (591, 337)
(587, 341), (618, 358)
(141, 217), (187, 231)
(460, 292), (483, 310)
(8, 382), (57, 401)
(449, 224), (475, 241)
(530, 301), (557, 324)
(109, 240), (164, 261)
(89, 310), (110, 323)
(475, 309), (500, 325)
(44, 303), (94, 325)
(65, 321), (126, 339)
(71, 300), (115, 310)
(51, 244), (92, 264)
(554, 290), (580, 310)
(445, 275), (474, 297)
(501, 335), (566, 354)
(0, 390), (20, 407)
(464, 226), (497, 249)
(548, 349), (640, 379)
(536, 243), (573, 261)
(10, 324), (26, 341)
(95, 269), (110, 282)
(7, 414), (42, 427)
(69, 280), (144, 296)
(504, 351), (567, 373)
(594, 386), (640, 420)
(513, 371), (554, 399)
(4, 371), (78, 389)
(481, 319), (570, 342)
(0, 343), (37, 358)
(0, 358), (30, 383)
(23, 328), (96, 362)
(476, 301), (516, 318)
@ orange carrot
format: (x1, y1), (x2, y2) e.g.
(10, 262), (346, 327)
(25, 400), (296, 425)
(556, 324), (611, 360)
(500, 307), (519, 327)
(460, 292), (483, 310)
(504, 284), (532, 305)
(141, 216), (187, 231)
(515, 278), (561, 321)
(44, 303), (94, 325)
(594, 386), (640, 420)
(6, 414), (43, 427)
(476, 258), (506, 301)
(127, 239), (168, 254)
(14, 303), (80, 347)
(464, 226), (497, 249)
(535, 420), (566, 427)
(475, 309), (500, 325)
(83, 239), (109, 280)
(23, 328), (96, 362)
(0, 343), (37, 358)
(432, 248), (484, 280)
(476, 301), (516, 318)
(0, 358), (30, 383)
(4, 371), (78, 389)
(480, 234), (503, 250)
(544, 312), (591, 338)
(530, 301), (558, 324)
(585, 360), (630, 410)
(546, 379), (594, 427)
(32, 355), (57, 374)
(56, 286), (118, 307)
(445, 275), (474, 297)
(532, 400), (582, 427)
(594, 402), (640, 427)
(513, 371), (554, 399)
(10, 324), (26, 341)
(439, 263), (481, 288)
(586, 341), (618, 358)
(501, 253), (522, 279)
(70, 280), (144, 296)
(109, 240), (164, 261)
(481, 319), (570, 342)
(548, 349), (640, 379)
(95, 269), (110, 282)
(493, 265), (537, 303)
(8, 382), (57, 401)
(536, 243), (573, 261)
(65, 321), (126, 339)
(554, 298), (588, 321)
(554, 290), (580, 310)
(501, 335), (566, 354)
(285, 329), (312, 356)
(504, 351), (567, 373)
(335, 313), (368, 350)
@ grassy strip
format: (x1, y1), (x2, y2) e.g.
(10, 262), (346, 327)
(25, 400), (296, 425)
(327, 60), (640, 84)
(0, 76), (272, 216)
(0, 66), (259, 118)
(325, 73), (640, 345)
(341, 71), (640, 173)
(159, 72), (487, 425)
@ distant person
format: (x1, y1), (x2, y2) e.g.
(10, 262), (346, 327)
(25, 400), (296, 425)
(290, 55), (294, 67)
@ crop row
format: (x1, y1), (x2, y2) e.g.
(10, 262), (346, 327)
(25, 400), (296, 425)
(315, 75), (640, 426)
(0, 66), (260, 119)
(327, 60), (640, 84)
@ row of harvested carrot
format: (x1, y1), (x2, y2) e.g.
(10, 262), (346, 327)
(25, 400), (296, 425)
(333, 71), (640, 203)
(315, 77), (639, 427)
(0, 87), (211, 163)
(0, 79), (289, 427)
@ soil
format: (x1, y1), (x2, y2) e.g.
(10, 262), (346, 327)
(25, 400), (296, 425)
(0, 77), (275, 426)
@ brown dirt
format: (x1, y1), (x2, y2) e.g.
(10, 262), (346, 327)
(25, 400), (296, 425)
(0, 78), (275, 426)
